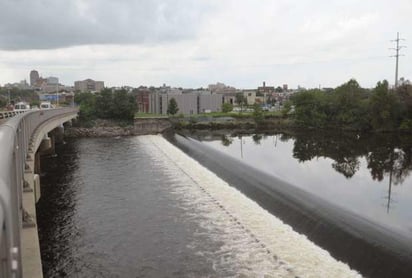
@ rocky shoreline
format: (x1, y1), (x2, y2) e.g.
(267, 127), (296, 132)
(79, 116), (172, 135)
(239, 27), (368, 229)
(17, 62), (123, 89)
(64, 117), (294, 138)
(65, 126), (135, 138)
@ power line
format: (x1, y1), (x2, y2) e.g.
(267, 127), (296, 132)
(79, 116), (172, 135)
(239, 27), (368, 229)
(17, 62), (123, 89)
(390, 32), (406, 88)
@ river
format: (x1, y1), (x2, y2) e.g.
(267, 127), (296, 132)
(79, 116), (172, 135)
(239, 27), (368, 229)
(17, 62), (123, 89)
(36, 131), (412, 277)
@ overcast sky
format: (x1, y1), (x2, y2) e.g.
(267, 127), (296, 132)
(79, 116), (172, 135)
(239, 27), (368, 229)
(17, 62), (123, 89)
(0, 0), (411, 89)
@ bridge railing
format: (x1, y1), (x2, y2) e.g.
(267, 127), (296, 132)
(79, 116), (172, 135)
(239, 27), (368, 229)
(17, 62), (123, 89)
(0, 110), (28, 121)
(0, 108), (78, 277)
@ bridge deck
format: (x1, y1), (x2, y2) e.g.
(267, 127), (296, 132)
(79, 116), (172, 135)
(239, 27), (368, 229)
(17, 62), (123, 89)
(0, 108), (78, 278)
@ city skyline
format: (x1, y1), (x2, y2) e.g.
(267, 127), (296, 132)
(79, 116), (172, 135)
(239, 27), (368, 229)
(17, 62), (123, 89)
(0, 0), (411, 89)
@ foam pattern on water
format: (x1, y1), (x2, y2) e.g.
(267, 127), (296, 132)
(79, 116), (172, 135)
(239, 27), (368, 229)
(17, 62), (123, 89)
(138, 135), (362, 278)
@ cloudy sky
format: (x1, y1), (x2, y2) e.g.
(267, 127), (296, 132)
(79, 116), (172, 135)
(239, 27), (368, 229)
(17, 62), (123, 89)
(0, 0), (411, 89)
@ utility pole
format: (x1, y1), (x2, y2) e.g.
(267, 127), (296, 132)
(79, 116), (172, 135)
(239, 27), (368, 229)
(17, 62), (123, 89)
(56, 83), (59, 107)
(390, 32), (406, 88)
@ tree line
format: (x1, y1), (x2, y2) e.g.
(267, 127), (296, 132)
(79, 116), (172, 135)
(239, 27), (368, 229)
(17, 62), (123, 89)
(75, 88), (137, 123)
(287, 79), (412, 131)
(0, 88), (40, 108)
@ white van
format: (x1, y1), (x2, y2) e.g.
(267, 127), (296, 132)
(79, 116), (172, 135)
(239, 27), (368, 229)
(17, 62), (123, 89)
(14, 102), (31, 111)
(40, 102), (54, 109)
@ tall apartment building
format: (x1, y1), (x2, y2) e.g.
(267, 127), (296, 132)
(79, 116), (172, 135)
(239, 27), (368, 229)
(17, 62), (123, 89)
(74, 79), (104, 92)
(30, 70), (39, 86)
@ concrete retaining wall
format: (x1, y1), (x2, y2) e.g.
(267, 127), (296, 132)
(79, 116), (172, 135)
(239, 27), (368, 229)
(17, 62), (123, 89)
(134, 117), (172, 135)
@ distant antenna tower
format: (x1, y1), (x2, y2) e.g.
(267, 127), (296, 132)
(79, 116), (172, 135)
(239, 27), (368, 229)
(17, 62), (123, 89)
(390, 32), (406, 88)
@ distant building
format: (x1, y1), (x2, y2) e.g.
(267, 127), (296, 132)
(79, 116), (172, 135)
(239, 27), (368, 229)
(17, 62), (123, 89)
(222, 92), (237, 105)
(143, 90), (223, 115)
(208, 82), (237, 94)
(46, 76), (59, 85)
(74, 79), (104, 92)
(34, 77), (47, 88)
(243, 89), (256, 105)
(283, 84), (288, 91)
(30, 70), (39, 86)
(5, 80), (30, 90)
(135, 87), (151, 113)
(199, 94), (224, 113)
(257, 81), (275, 95)
(39, 91), (74, 104)
(161, 93), (199, 115)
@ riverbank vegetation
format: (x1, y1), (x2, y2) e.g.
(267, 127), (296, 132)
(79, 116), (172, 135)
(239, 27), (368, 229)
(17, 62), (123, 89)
(75, 88), (137, 126)
(288, 79), (412, 132)
(0, 88), (41, 109)
(71, 79), (412, 133)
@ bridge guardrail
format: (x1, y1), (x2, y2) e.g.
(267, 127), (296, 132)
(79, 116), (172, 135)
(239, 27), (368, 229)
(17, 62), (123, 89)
(0, 108), (78, 278)
(0, 110), (27, 120)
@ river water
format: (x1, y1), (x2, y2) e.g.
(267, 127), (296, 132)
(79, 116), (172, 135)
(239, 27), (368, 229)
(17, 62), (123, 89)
(186, 130), (412, 236)
(36, 131), (412, 278)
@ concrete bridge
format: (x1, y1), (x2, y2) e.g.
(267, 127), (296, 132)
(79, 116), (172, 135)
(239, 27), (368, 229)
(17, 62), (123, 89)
(0, 108), (78, 278)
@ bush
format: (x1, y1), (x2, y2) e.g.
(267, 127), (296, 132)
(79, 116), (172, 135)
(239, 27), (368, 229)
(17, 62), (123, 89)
(400, 119), (412, 131)
(253, 104), (264, 123)
(222, 103), (233, 113)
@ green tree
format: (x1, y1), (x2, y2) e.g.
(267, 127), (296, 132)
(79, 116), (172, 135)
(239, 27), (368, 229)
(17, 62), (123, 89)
(330, 79), (369, 128)
(0, 96), (6, 108)
(291, 89), (328, 127)
(95, 89), (113, 119)
(281, 101), (292, 118)
(30, 100), (40, 108)
(167, 98), (179, 115)
(111, 89), (137, 121)
(396, 84), (412, 129)
(222, 102), (233, 113)
(235, 93), (247, 112)
(74, 89), (137, 122)
(75, 92), (95, 105)
(75, 92), (97, 122)
(369, 80), (400, 130)
(253, 103), (264, 123)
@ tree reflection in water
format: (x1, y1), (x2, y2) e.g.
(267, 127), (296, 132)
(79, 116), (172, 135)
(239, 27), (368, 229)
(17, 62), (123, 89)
(289, 131), (412, 185)
(220, 135), (233, 147)
(217, 131), (412, 184)
(189, 129), (412, 214)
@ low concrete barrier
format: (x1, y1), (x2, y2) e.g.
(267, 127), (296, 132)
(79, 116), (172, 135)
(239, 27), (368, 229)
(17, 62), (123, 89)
(134, 117), (172, 135)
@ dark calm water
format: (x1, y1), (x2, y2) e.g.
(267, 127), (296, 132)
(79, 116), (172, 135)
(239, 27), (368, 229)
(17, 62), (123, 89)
(188, 131), (412, 235)
(36, 131), (412, 278)
(37, 136), (296, 278)
(37, 137), (220, 277)
(170, 130), (412, 277)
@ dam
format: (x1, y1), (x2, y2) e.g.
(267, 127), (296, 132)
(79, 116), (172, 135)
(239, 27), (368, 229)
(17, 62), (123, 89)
(36, 132), (412, 277)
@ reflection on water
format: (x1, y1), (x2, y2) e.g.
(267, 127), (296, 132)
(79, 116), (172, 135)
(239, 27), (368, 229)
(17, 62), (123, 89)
(285, 132), (412, 214)
(219, 132), (412, 185)
(186, 130), (412, 233)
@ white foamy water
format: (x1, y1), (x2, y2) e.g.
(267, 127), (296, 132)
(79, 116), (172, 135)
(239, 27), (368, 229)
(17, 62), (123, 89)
(138, 135), (362, 278)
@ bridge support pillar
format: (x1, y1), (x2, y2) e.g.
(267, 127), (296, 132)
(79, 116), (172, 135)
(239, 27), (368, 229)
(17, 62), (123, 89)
(34, 152), (41, 175)
(64, 120), (73, 128)
(52, 125), (65, 144)
(38, 134), (55, 157)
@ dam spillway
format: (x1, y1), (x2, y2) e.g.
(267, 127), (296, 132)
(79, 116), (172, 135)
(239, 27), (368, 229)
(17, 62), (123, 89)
(37, 134), (412, 277)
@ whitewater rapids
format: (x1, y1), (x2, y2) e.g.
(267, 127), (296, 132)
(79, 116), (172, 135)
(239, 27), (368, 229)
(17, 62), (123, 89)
(138, 135), (361, 278)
